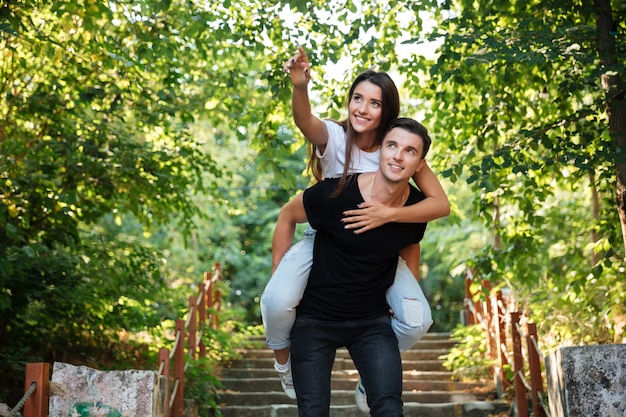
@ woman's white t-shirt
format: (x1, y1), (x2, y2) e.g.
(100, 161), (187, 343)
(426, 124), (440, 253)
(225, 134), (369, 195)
(318, 120), (379, 179)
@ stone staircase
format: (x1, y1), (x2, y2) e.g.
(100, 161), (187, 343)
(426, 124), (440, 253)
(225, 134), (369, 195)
(217, 333), (510, 417)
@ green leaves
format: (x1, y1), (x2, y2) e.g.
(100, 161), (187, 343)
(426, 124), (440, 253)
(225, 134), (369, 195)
(1, 0), (624, 397)
(417, 0), (626, 346)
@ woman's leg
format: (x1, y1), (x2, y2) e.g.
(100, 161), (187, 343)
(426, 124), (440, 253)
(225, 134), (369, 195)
(260, 231), (315, 399)
(386, 257), (433, 353)
(261, 228), (315, 372)
(260, 230), (314, 354)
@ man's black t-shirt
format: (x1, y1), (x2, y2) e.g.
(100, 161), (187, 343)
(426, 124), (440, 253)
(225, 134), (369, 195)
(300, 174), (427, 321)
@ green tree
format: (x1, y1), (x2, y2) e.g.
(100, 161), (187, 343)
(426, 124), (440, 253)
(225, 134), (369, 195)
(2, 0), (625, 405)
(0, 0), (343, 400)
(413, 0), (625, 344)
(0, 0), (214, 399)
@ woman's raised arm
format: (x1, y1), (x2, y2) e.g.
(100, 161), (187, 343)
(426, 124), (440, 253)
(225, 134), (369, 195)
(285, 46), (328, 149)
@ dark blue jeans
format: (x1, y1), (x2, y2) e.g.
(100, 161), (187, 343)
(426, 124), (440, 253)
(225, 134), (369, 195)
(290, 315), (403, 417)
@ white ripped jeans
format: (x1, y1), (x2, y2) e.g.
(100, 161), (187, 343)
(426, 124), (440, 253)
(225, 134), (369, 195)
(260, 229), (433, 353)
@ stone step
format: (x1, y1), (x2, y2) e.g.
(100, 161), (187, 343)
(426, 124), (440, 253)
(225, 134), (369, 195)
(216, 332), (510, 417)
(224, 357), (449, 372)
(239, 348), (450, 361)
(218, 388), (497, 406)
(219, 368), (455, 381)
(220, 377), (488, 393)
(242, 337), (458, 351)
(219, 401), (511, 417)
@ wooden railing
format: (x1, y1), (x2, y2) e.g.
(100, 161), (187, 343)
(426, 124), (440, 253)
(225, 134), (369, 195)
(17, 263), (223, 417)
(159, 262), (223, 417)
(464, 268), (549, 417)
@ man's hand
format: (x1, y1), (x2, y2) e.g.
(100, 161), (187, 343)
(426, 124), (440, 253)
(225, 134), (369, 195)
(342, 201), (393, 234)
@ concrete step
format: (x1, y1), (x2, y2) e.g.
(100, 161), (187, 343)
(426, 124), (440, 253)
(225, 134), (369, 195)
(218, 388), (497, 406)
(217, 332), (511, 417)
(219, 368), (455, 381)
(239, 348), (450, 361)
(219, 401), (511, 417)
(221, 376), (489, 393)
(224, 356), (449, 373)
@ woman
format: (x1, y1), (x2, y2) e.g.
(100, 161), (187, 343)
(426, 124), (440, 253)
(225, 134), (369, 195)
(260, 46), (450, 411)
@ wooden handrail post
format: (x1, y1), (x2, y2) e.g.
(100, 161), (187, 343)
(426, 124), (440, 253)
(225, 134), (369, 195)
(158, 348), (170, 417)
(526, 323), (547, 417)
(188, 296), (197, 359)
(214, 286), (222, 327)
(23, 363), (49, 417)
(464, 271), (475, 325)
(207, 279), (214, 327)
(152, 267), (223, 417)
(511, 312), (528, 417)
(486, 293), (497, 375)
(173, 319), (185, 417)
(493, 291), (510, 395)
(480, 280), (491, 323)
(213, 263), (222, 328)
(199, 278), (207, 358)
(459, 273), (548, 416)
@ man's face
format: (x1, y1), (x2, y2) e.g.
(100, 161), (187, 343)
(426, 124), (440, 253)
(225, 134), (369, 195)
(379, 127), (426, 183)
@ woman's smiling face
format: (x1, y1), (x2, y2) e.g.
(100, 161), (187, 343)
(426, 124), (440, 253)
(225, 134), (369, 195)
(348, 80), (383, 135)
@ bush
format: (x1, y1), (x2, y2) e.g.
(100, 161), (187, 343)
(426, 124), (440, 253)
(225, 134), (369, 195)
(441, 324), (493, 382)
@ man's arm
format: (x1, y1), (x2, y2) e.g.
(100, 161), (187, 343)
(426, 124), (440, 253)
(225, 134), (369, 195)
(271, 192), (308, 273)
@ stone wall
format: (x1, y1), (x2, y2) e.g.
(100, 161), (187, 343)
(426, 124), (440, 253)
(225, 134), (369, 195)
(49, 362), (166, 417)
(546, 344), (626, 417)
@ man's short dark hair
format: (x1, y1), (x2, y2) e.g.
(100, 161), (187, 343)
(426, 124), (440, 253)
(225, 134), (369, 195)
(385, 118), (432, 159)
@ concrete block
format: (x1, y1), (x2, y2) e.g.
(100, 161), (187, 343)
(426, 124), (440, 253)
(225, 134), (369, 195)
(49, 362), (166, 417)
(546, 344), (626, 417)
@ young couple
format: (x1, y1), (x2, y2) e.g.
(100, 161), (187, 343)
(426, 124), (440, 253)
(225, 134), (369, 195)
(260, 46), (450, 416)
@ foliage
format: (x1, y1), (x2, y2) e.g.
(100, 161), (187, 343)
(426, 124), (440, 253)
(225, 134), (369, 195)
(185, 355), (223, 417)
(158, 121), (309, 324)
(1, 0), (626, 407)
(184, 313), (267, 416)
(441, 324), (493, 382)
(0, 0), (304, 402)
(419, 178), (485, 331)
(414, 0), (626, 344)
(183, 319), (244, 417)
(0, 0), (216, 398)
(530, 259), (626, 350)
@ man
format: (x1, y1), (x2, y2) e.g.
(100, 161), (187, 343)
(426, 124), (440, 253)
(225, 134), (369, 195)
(279, 118), (432, 417)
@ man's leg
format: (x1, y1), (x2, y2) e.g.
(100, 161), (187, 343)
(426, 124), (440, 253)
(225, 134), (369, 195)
(356, 259), (433, 412)
(348, 316), (403, 417)
(290, 316), (340, 417)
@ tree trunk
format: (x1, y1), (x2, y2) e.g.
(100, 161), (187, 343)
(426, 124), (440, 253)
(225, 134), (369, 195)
(590, 172), (600, 265)
(595, 0), (626, 258)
